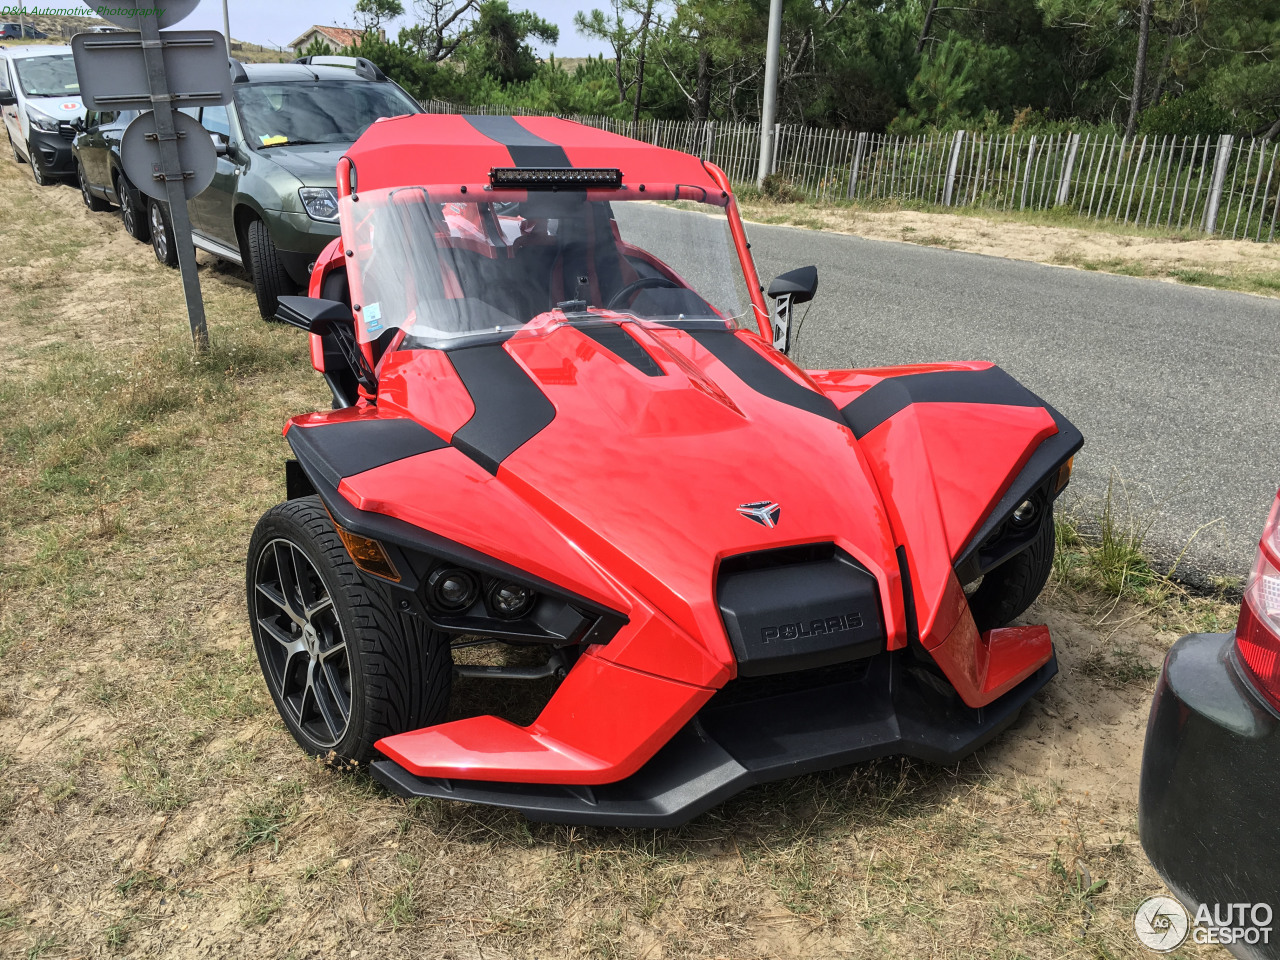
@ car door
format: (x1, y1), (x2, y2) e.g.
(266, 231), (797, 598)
(79, 109), (112, 188)
(187, 104), (239, 249)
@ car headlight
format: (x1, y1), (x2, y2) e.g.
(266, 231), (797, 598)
(27, 110), (61, 133)
(299, 187), (340, 223)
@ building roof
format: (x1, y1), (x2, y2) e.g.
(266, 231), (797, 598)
(289, 25), (364, 49)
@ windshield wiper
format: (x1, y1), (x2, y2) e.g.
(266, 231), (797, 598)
(258, 137), (328, 149)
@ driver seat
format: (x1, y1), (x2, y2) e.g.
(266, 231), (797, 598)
(548, 204), (639, 308)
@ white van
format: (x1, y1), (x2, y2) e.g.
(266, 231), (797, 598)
(0, 45), (85, 185)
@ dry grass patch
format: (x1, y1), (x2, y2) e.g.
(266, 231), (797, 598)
(0, 144), (1228, 958)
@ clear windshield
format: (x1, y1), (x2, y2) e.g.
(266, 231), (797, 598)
(15, 54), (79, 97)
(235, 80), (419, 148)
(342, 187), (750, 346)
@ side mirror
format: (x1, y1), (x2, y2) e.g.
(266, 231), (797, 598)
(766, 266), (818, 354)
(0, 91), (16, 107)
(275, 296), (377, 395)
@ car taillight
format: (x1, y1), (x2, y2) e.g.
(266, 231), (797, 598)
(1236, 492), (1280, 711)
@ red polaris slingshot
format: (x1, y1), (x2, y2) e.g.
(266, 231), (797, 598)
(247, 115), (1082, 826)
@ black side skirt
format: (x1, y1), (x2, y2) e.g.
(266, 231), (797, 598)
(370, 649), (1057, 827)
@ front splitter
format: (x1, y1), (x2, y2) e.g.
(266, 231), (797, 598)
(371, 649), (1057, 827)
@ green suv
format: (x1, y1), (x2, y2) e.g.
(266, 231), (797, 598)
(152, 56), (421, 318)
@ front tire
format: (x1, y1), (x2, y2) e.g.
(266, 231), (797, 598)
(149, 198), (178, 267)
(246, 218), (297, 320)
(247, 497), (452, 762)
(29, 142), (52, 186)
(966, 509), (1056, 632)
(10, 132), (25, 163)
(77, 160), (109, 211)
(116, 172), (150, 242)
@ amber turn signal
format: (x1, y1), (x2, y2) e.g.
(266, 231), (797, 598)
(332, 520), (400, 582)
(1055, 456), (1074, 493)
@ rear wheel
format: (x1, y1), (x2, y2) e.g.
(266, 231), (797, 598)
(247, 497), (452, 762)
(77, 160), (109, 211)
(246, 218), (297, 320)
(966, 509), (1056, 632)
(149, 198), (178, 267)
(116, 172), (150, 242)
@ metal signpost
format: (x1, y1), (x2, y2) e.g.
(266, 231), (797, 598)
(71, 0), (227, 350)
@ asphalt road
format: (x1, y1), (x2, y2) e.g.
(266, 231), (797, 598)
(744, 222), (1280, 584)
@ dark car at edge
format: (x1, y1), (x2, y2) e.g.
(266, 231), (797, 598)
(1140, 487), (1280, 958)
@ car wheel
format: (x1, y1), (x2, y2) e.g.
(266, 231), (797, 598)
(28, 143), (51, 186)
(10, 132), (24, 163)
(77, 161), (109, 211)
(116, 173), (150, 243)
(247, 497), (452, 762)
(149, 198), (178, 267)
(966, 507), (1056, 632)
(246, 217), (297, 320)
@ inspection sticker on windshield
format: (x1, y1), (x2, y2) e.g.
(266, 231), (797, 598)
(364, 302), (383, 333)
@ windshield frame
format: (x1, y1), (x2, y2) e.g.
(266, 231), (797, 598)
(14, 53), (79, 98)
(233, 78), (420, 151)
(338, 182), (764, 352)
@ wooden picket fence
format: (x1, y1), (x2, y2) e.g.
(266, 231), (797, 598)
(421, 100), (1280, 241)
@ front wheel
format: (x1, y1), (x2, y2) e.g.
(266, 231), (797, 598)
(117, 172), (150, 242)
(10, 132), (25, 163)
(246, 218), (297, 320)
(246, 497), (452, 761)
(77, 161), (109, 211)
(966, 508), (1056, 632)
(28, 143), (52, 186)
(149, 198), (178, 267)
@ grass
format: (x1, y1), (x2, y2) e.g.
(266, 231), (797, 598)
(0, 140), (1228, 959)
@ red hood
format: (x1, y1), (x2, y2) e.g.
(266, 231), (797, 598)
(372, 323), (902, 653)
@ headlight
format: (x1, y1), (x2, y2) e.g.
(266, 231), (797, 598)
(299, 186), (339, 223)
(27, 110), (60, 133)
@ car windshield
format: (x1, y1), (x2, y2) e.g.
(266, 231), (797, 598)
(14, 54), (79, 97)
(341, 187), (751, 346)
(235, 80), (418, 148)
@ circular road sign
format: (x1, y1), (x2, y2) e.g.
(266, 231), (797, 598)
(96, 0), (201, 31)
(120, 109), (217, 203)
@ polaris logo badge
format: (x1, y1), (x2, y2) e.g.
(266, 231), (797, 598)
(762, 612), (863, 643)
(737, 501), (781, 527)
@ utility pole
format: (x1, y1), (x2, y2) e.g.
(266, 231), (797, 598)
(755, 0), (782, 187)
(17, 0), (25, 41)
(222, 0), (231, 48)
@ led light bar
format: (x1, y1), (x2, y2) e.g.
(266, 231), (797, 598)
(489, 167), (623, 190)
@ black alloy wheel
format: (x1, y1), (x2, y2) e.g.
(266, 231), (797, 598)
(247, 497), (452, 762)
(254, 535), (354, 750)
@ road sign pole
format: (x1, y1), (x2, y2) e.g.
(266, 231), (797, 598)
(136, 11), (209, 351)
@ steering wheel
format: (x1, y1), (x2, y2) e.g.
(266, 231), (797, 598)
(605, 275), (679, 310)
